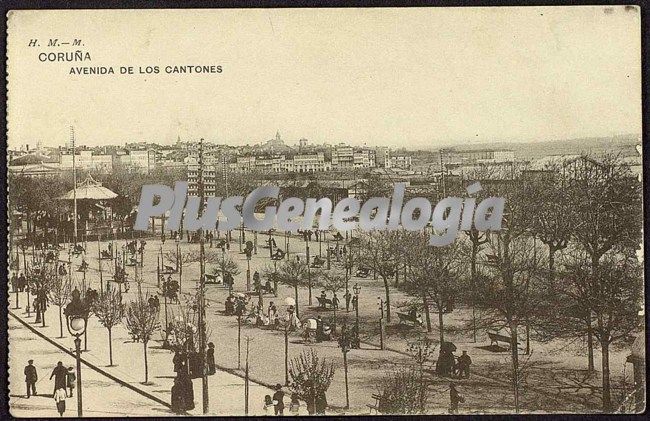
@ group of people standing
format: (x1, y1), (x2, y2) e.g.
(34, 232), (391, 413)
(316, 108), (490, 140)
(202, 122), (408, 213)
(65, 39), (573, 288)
(23, 360), (76, 417)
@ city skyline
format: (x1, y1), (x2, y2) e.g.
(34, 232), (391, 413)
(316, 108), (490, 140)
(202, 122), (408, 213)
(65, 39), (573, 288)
(8, 7), (641, 150)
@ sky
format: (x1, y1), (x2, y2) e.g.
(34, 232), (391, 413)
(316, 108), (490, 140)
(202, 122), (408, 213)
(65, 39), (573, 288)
(7, 6), (641, 149)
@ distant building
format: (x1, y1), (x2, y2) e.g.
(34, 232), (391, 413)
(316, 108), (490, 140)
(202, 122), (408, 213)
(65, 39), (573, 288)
(257, 131), (294, 154)
(375, 147), (391, 168)
(444, 149), (515, 165)
(290, 152), (331, 173)
(60, 150), (114, 173)
(353, 149), (375, 168)
(390, 155), (412, 170)
(9, 162), (62, 178)
(118, 149), (156, 174)
(332, 144), (354, 169)
(234, 155), (287, 173)
(187, 160), (229, 197)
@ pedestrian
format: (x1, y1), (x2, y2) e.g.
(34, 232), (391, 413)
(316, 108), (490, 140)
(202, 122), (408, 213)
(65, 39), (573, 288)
(18, 273), (26, 292)
(66, 367), (76, 397)
(344, 291), (351, 311)
(272, 383), (285, 415)
(50, 361), (67, 395)
(171, 376), (185, 414)
(289, 392), (301, 415)
(351, 295), (358, 312)
(24, 359), (37, 398)
(178, 369), (195, 410)
(315, 316), (324, 343)
(54, 387), (67, 416)
(449, 382), (464, 414)
(207, 342), (216, 375)
(173, 351), (185, 373)
(457, 350), (472, 379)
(267, 302), (277, 322)
(332, 293), (339, 310)
(263, 395), (274, 415)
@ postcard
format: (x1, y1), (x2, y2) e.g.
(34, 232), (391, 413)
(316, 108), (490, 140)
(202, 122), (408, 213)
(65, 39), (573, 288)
(6, 7), (644, 416)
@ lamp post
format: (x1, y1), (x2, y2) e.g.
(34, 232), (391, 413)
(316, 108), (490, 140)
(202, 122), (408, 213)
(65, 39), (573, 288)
(175, 236), (182, 294)
(283, 297), (296, 386)
(338, 323), (351, 409)
(353, 284), (361, 330)
(378, 296), (385, 351)
(64, 288), (88, 417)
(245, 246), (252, 292)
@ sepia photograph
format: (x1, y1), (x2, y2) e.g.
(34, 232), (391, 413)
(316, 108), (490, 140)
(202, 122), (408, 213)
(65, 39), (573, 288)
(5, 6), (645, 416)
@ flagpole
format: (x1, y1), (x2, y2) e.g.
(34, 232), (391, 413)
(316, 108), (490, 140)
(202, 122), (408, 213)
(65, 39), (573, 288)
(70, 126), (78, 245)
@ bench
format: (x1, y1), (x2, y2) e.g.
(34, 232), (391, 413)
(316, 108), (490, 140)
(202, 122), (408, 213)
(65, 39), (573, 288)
(162, 264), (177, 274)
(487, 331), (521, 348)
(204, 273), (222, 284)
(271, 251), (285, 261)
(355, 268), (370, 278)
(397, 312), (423, 327)
(317, 296), (333, 309)
(367, 394), (382, 414)
(310, 257), (325, 268)
(99, 251), (113, 260)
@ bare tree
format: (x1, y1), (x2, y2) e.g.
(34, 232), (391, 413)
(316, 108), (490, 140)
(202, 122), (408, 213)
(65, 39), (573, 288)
(473, 232), (545, 413)
(93, 288), (125, 366)
(277, 259), (309, 319)
(49, 270), (73, 338)
(403, 233), (466, 342)
(538, 251), (643, 412)
(289, 349), (335, 415)
(125, 292), (161, 384)
(566, 155), (643, 372)
(359, 231), (399, 322)
(318, 270), (346, 326)
(526, 167), (577, 288)
(210, 253), (240, 294)
(376, 367), (429, 414)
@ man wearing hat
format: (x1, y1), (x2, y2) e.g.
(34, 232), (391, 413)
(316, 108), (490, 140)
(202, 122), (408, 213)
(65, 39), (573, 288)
(272, 383), (285, 415)
(24, 359), (38, 397)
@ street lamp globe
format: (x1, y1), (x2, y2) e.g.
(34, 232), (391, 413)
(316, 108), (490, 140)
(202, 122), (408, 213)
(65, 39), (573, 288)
(70, 316), (86, 335)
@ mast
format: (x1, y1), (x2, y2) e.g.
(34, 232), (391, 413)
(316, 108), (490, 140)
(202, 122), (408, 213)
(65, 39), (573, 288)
(198, 138), (209, 413)
(70, 126), (78, 244)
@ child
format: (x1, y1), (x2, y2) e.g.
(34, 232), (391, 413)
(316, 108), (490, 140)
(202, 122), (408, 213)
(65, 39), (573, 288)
(66, 367), (76, 397)
(263, 395), (274, 415)
(54, 387), (67, 416)
(289, 393), (300, 415)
